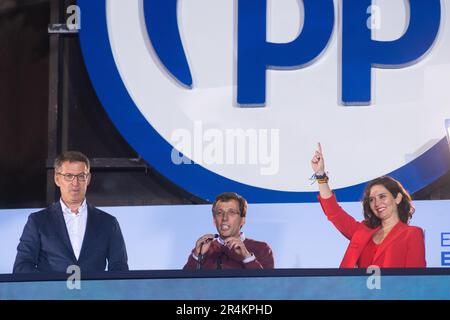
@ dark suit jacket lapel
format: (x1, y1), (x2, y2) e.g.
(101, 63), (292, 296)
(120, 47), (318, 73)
(78, 203), (98, 263)
(51, 202), (77, 261)
(373, 222), (408, 262)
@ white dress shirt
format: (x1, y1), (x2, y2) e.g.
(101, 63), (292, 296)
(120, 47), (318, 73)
(60, 199), (88, 260)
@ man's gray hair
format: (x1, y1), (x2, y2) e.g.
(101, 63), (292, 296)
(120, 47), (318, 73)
(54, 151), (90, 172)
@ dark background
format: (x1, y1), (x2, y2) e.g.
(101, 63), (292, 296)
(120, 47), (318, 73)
(1, 0), (449, 209)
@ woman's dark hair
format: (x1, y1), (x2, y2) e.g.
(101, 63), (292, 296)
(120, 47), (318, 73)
(362, 176), (415, 228)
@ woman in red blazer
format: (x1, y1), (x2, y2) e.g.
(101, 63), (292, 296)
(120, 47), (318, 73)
(311, 144), (426, 268)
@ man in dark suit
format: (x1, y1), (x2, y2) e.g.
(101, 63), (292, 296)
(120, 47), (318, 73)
(13, 151), (128, 273)
(183, 192), (274, 270)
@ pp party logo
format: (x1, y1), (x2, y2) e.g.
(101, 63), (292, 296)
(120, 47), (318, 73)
(78, 0), (450, 202)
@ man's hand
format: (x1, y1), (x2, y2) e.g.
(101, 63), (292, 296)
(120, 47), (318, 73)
(194, 234), (216, 256)
(224, 237), (252, 259)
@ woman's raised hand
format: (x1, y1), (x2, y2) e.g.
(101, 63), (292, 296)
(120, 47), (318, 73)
(311, 143), (325, 174)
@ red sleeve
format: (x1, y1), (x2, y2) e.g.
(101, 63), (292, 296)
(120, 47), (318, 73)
(243, 243), (274, 269)
(183, 250), (198, 270)
(405, 227), (426, 267)
(318, 193), (362, 240)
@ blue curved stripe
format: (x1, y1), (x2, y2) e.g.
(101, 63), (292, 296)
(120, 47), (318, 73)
(143, 0), (192, 87)
(78, 0), (450, 203)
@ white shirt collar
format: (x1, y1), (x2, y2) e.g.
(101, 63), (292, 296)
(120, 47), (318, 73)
(60, 198), (87, 215)
(216, 232), (246, 245)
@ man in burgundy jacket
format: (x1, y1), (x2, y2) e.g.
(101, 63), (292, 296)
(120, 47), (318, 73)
(183, 192), (274, 270)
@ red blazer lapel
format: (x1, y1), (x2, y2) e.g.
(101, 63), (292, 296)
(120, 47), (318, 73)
(373, 222), (408, 263)
(340, 225), (380, 268)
